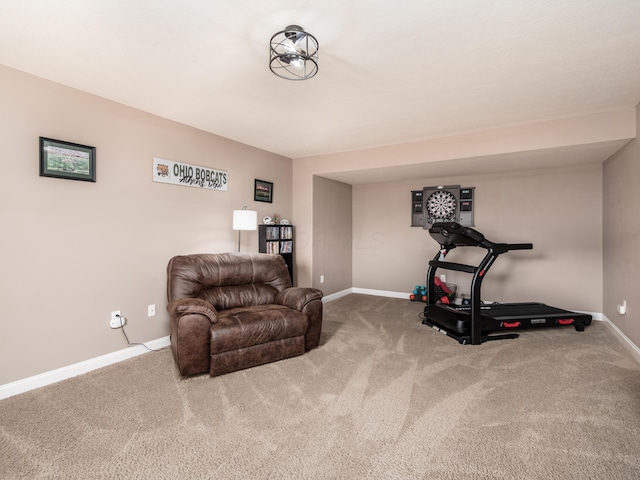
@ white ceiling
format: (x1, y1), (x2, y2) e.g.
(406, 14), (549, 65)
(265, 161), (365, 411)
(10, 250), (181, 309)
(2, 1), (640, 181)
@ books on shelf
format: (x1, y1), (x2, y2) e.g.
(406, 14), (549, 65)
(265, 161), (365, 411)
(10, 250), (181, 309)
(266, 241), (279, 254)
(280, 226), (293, 239)
(266, 240), (293, 254)
(280, 241), (292, 253)
(259, 224), (294, 255)
(266, 226), (280, 240)
(258, 224), (294, 283)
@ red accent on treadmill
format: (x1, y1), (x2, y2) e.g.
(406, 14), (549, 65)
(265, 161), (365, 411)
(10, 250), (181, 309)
(503, 322), (521, 328)
(558, 319), (574, 325)
(479, 270), (485, 277)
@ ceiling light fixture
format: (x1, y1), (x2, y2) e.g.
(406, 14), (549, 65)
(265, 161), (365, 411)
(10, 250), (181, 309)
(269, 25), (319, 80)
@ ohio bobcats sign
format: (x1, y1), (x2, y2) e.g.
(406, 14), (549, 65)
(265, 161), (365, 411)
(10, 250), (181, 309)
(152, 157), (228, 191)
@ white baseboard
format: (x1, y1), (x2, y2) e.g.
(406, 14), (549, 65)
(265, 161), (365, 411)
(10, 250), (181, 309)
(0, 336), (171, 400)
(351, 288), (411, 299)
(322, 288), (354, 303)
(598, 315), (640, 363)
(323, 288), (410, 303)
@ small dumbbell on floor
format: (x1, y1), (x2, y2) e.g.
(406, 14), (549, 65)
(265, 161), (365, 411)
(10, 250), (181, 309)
(410, 285), (427, 302)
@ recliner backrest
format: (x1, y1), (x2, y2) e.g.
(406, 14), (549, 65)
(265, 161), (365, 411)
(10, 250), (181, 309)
(167, 252), (292, 311)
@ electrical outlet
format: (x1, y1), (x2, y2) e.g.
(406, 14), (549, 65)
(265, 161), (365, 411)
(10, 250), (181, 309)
(618, 300), (627, 315)
(440, 274), (446, 283)
(148, 304), (156, 317)
(320, 275), (325, 284)
(110, 310), (123, 329)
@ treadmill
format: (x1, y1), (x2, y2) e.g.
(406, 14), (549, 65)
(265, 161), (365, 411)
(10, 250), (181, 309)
(422, 222), (592, 344)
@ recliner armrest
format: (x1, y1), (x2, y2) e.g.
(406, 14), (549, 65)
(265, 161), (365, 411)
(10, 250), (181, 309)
(168, 298), (218, 324)
(277, 287), (324, 351)
(276, 287), (323, 312)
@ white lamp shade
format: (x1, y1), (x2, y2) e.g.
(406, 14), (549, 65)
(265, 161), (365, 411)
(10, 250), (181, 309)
(233, 209), (257, 231)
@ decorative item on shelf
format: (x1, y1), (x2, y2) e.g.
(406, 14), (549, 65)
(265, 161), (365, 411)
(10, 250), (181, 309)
(269, 25), (319, 81)
(262, 215), (274, 225)
(280, 219), (290, 225)
(232, 206), (257, 252)
(274, 214), (280, 224)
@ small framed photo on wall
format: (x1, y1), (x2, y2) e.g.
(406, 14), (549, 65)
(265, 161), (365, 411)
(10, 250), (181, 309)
(254, 179), (273, 203)
(39, 137), (96, 182)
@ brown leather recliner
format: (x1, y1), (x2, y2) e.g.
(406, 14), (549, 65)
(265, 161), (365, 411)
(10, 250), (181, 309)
(166, 252), (323, 377)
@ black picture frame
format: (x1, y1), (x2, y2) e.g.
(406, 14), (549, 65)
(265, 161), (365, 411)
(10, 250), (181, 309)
(254, 179), (273, 203)
(39, 137), (96, 182)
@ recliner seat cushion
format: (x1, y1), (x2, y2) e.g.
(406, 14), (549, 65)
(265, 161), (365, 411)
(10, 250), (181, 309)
(212, 304), (308, 355)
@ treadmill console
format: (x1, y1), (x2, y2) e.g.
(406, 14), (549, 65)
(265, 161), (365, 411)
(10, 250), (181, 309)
(429, 222), (485, 247)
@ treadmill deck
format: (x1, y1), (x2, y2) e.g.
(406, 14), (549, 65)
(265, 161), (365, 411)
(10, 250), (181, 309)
(424, 302), (593, 335)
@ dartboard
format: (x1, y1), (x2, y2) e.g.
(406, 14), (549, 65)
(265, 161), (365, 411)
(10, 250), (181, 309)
(426, 190), (457, 219)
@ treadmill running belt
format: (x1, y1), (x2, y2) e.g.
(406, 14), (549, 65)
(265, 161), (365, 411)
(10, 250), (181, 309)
(426, 302), (592, 335)
(455, 302), (578, 318)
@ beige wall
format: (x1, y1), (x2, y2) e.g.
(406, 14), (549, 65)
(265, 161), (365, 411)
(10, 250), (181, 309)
(294, 109), (634, 291)
(352, 165), (603, 312)
(312, 176), (352, 293)
(2, 61), (637, 387)
(603, 104), (640, 346)
(292, 163), (315, 288)
(0, 65), (292, 385)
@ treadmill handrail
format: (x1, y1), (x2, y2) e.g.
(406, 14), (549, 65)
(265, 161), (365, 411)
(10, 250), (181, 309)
(428, 260), (477, 274)
(483, 242), (533, 254)
(506, 243), (533, 251)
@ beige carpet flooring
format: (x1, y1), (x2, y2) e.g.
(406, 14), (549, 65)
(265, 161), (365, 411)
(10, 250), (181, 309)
(1, 294), (640, 479)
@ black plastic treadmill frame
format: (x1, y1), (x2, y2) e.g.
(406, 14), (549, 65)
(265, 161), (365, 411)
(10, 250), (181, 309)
(422, 222), (588, 345)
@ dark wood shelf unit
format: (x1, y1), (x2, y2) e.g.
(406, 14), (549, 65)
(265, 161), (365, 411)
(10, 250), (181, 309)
(258, 224), (294, 283)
